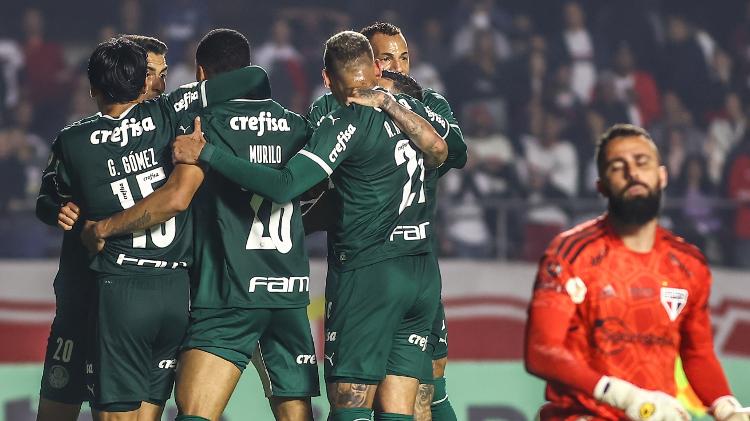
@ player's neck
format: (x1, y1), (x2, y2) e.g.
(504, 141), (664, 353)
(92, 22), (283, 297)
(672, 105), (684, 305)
(610, 217), (658, 253)
(98, 100), (139, 118)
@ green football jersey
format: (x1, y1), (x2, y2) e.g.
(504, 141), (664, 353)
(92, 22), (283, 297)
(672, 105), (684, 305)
(190, 98), (312, 309)
(50, 66), (270, 275)
(306, 89), (466, 253)
(302, 94), (450, 269)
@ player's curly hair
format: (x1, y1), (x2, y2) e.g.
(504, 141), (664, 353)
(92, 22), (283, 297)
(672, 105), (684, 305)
(380, 69), (423, 101)
(87, 38), (146, 104)
(323, 31), (373, 76)
(360, 22), (401, 41)
(596, 123), (657, 176)
(196, 28), (251, 77)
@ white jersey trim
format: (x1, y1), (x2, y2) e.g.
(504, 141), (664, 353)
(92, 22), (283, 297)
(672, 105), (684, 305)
(298, 149), (333, 176)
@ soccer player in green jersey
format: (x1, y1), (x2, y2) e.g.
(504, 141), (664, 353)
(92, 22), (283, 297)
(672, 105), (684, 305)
(82, 28), (320, 421)
(34, 35), (170, 421)
(307, 22), (465, 421)
(45, 37), (268, 421)
(171, 31), (448, 421)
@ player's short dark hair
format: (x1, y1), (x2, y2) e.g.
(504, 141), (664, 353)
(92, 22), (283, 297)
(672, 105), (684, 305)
(360, 22), (401, 41)
(380, 69), (422, 101)
(596, 124), (656, 176)
(324, 31), (373, 77)
(196, 28), (250, 77)
(87, 38), (146, 104)
(120, 34), (168, 55)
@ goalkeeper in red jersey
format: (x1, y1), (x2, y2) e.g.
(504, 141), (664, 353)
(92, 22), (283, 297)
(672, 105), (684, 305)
(524, 123), (749, 421)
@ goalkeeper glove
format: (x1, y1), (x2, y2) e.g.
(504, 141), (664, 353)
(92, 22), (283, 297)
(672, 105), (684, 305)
(594, 376), (690, 421)
(711, 396), (750, 421)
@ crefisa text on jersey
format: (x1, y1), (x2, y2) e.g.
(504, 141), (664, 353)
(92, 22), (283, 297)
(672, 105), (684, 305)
(90, 117), (157, 147)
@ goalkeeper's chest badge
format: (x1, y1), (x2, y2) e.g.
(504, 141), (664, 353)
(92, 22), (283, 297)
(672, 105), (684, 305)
(660, 287), (688, 321)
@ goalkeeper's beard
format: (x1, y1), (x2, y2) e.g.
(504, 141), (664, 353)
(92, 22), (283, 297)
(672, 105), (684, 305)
(607, 184), (662, 226)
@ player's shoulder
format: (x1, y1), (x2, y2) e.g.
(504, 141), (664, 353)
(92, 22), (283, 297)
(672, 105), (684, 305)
(659, 227), (708, 267)
(545, 215), (609, 265)
(56, 113), (103, 141)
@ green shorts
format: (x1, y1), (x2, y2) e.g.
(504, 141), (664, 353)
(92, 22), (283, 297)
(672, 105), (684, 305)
(40, 270), (94, 404)
(86, 271), (189, 409)
(182, 306), (320, 398)
(428, 301), (448, 361)
(324, 254), (440, 384)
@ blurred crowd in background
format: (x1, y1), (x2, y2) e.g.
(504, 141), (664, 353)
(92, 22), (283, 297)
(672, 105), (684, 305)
(1, 0), (750, 268)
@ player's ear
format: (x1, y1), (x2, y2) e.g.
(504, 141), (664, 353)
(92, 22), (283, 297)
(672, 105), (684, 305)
(374, 59), (383, 79)
(658, 165), (668, 190)
(196, 64), (207, 82)
(596, 178), (609, 198)
(322, 68), (332, 89)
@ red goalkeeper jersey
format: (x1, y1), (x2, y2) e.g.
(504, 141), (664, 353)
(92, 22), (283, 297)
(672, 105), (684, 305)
(526, 214), (730, 420)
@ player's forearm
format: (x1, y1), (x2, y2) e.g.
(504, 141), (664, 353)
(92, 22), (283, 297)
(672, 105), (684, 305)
(35, 194), (61, 227)
(524, 305), (603, 394)
(381, 95), (448, 168)
(682, 351), (732, 405)
(204, 65), (270, 105)
(94, 186), (184, 240)
(200, 143), (323, 203)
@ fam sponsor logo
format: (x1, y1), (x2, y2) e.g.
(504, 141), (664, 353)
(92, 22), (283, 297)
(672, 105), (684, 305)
(325, 330), (337, 342)
(390, 222), (430, 242)
(230, 112), (291, 136)
(328, 124), (357, 163)
(248, 276), (310, 293)
(90, 117), (156, 147)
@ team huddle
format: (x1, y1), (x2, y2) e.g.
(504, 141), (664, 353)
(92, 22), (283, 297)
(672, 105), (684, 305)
(32, 21), (749, 421)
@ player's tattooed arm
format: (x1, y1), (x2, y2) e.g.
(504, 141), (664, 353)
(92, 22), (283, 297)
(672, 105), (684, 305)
(347, 88), (447, 168)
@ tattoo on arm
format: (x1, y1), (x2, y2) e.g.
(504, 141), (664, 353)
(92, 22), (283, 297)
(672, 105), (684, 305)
(414, 383), (435, 421)
(108, 210), (153, 237)
(382, 95), (445, 167)
(334, 383), (369, 408)
(383, 95), (423, 140)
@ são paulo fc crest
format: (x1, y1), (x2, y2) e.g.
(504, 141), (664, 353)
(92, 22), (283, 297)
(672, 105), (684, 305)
(660, 287), (689, 321)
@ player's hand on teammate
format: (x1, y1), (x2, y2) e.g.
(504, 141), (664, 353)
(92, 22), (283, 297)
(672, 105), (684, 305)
(57, 202), (80, 230)
(711, 396), (750, 421)
(172, 116), (206, 165)
(81, 220), (105, 255)
(594, 376), (690, 421)
(346, 87), (394, 109)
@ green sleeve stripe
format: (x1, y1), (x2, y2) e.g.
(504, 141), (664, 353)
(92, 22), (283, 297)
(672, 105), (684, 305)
(298, 149), (333, 176)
